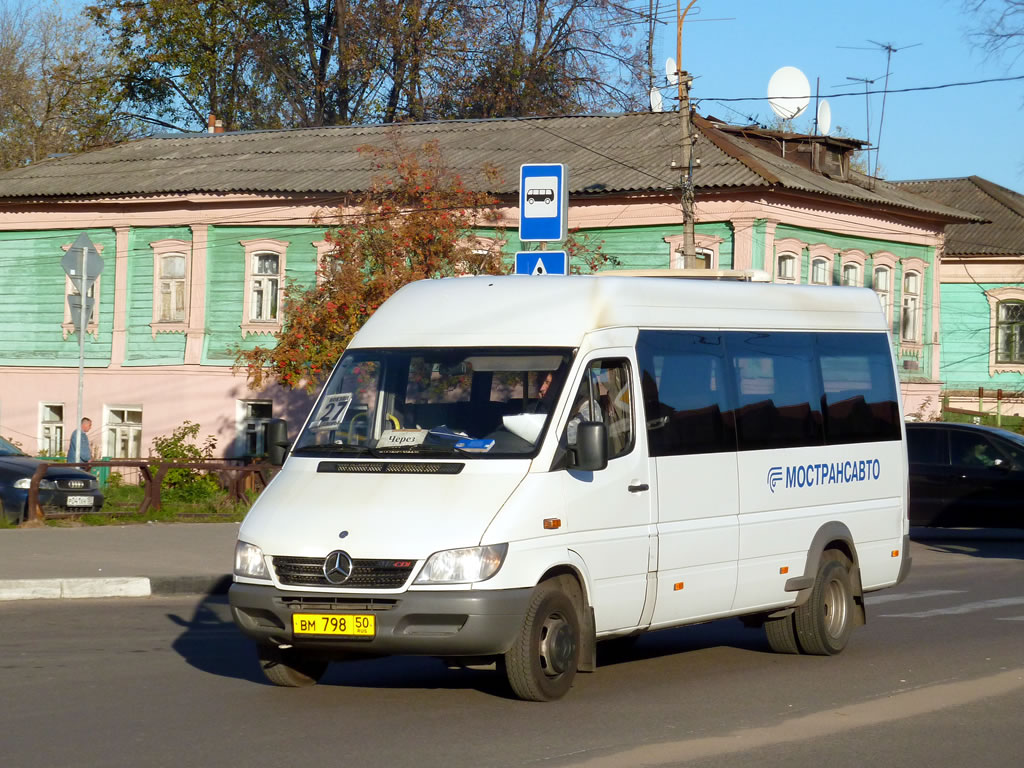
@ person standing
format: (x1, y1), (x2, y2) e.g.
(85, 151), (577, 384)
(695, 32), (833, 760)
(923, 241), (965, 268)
(67, 417), (92, 464)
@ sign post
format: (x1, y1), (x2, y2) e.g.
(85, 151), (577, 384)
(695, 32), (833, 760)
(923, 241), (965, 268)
(61, 232), (104, 462)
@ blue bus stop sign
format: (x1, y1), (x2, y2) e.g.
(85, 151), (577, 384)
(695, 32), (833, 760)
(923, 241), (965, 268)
(514, 251), (568, 275)
(519, 164), (567, 242)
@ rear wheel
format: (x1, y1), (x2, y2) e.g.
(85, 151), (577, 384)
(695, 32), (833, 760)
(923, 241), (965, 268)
(258, 644), (328, 687)
(503, 579), (581, 701)
(794, 550), (854, 656)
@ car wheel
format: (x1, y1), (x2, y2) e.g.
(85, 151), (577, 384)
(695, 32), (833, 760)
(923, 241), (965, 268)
(503, 579), (581, 701)
(764, 612), (800, 654)
(258, 644), (328, 687)
(794, 550), (855, 655)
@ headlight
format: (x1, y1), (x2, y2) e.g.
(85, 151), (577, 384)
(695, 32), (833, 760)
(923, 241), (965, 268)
(234, 540), (270, 580)
(414, 544), (508, 584)
(14, 478), (57, 490)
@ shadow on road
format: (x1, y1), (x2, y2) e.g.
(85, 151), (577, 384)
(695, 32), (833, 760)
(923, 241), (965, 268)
(910, 527), (1024, 561)
(597, 618), (769, 668)
(166, 594), (516, 697)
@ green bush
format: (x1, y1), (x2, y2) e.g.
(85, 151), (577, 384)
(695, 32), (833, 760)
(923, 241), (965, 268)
(150, 421), (220, 500)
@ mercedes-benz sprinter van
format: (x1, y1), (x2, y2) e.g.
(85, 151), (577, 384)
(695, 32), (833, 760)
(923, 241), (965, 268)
(230, 275), (911, 701)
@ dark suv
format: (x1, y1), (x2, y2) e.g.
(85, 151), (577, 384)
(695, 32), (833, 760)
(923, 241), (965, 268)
(906, 421), (1024, 528)
(0, 436), (104, 523)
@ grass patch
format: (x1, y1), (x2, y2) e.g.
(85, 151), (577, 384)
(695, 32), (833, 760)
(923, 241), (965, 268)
(46, 483), (254, 526)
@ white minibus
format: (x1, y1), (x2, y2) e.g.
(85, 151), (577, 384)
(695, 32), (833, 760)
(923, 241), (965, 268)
(230, 275), (911, 701)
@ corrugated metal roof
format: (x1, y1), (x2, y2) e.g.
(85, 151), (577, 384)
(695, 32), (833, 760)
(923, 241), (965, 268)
(892, 177), (1024, 256)
(0, 112), (977, 220)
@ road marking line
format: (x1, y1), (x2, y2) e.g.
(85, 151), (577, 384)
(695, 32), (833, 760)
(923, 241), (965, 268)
(867, 589), (966, 605)
(996, 616), (1024, 621)
(880, 596), (1024, 618)
(560, 668), (1024, 767)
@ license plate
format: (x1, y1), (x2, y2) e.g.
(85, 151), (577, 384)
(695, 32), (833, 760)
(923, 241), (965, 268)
(292, 613), (375, 637)
(66, 496), (94, 507)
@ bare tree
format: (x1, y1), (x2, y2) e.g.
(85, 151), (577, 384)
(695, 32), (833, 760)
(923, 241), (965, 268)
(966, 0), (1024, 62)
(0, 1), (133, 169)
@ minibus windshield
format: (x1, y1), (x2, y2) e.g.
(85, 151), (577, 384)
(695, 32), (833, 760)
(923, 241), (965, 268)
(292, 347), (574, 458)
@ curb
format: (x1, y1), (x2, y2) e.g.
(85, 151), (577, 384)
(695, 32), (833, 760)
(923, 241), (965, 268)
(0, 574), (232, 602)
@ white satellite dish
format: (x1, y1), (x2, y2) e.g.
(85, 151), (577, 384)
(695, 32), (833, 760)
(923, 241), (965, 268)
(650, 87), (664, 113)
(817, 99), (832, 135)
(665, 57), (679, 86)
(767, 66), (811, 120)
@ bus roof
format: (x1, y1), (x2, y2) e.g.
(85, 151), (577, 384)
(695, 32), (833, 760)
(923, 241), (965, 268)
(349, 275), (890, 349)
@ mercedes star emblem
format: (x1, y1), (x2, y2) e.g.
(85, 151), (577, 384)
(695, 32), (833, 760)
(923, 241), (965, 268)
(322, 550), (354, 585)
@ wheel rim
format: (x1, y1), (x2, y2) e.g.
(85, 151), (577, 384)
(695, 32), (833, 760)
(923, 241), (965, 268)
(538, 612), (576, 676)
(823, 577), (849, 639)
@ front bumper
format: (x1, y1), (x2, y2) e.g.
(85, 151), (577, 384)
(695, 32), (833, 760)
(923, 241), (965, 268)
(229, 582), (533, 658)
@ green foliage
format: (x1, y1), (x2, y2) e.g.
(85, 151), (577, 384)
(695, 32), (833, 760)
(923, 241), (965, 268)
(150, 420), (219, 498)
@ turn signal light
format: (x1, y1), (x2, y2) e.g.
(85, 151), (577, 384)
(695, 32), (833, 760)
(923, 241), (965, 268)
(673, 582), (684, 591)
(891, 549), (900, 557)
(779, 566), (789, 575)
(543, 518), (561, 530)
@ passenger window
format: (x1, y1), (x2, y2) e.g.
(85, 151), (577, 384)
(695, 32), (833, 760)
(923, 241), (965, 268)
(818, 333), (902, 444)
(637, 330), (736, 456)
(729, 332), (824, 450)
(907, 428), (947, 464)
(566, 359), (634, 460)
(950, 431), (1003, 469)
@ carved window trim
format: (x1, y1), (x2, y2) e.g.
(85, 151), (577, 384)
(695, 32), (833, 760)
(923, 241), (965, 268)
(241, 238), (288, 338)
(871, 251), (898, 331)
(986, 286), (1024, 376)
(150, 239), (192, 337)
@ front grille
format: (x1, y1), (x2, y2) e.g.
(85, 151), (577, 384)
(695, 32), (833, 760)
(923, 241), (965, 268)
(275, 596), (400, 611)
(55, 478), (93, 491)
(274, 556), (415, 589)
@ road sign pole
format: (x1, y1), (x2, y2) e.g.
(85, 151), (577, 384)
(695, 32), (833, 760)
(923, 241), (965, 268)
(75, 246), (87, 463)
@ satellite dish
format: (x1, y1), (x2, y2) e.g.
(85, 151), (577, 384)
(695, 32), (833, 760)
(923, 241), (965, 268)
(650, 87), (664, 113)
(767, 66), (811, 120)
(666, 57), (679, 86)
(817, 99), (832, 135)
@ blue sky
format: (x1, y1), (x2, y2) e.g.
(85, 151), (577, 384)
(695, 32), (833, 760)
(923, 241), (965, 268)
(654, 0), (1024, 192)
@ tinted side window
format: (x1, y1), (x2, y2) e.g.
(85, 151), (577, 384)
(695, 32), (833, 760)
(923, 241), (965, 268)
(728, 331), (824, 451)
(907, 427), (947, 464)
(818, 332), (902, 444)
(637, 331), (736, 456)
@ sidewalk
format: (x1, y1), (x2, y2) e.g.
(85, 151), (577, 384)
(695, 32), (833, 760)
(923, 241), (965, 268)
(0, 522), (240, 601)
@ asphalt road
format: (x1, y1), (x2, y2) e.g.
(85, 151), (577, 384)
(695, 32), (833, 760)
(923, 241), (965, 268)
(0, 532), (1021, 768)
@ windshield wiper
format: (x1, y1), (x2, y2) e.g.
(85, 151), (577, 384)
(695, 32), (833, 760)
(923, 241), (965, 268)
(292, 443), (372, 456)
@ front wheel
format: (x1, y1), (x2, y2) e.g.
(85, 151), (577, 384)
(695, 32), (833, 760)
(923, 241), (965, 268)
(258, 644), (328, 687)
(794, 550), (855, 655)
(503, 580), (581, 701)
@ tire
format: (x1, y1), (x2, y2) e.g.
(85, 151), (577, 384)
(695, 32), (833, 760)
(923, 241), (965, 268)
(794, 550), (855, 656)
(258, 644), (328, 687)
(503, 580), (581, 701)
(764, 612), (800, 654)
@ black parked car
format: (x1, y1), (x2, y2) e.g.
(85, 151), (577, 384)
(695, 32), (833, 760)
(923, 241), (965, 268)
(906, 421), (1024, 528)
(0, 436), (104, 524)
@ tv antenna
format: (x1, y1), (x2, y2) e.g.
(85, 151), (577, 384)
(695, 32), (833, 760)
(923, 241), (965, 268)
(833, 75), (879, 147)
(839, 40), (921, 177)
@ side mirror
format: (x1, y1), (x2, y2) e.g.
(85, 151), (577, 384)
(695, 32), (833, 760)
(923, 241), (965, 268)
(266, 419), (290, 466)
(570, 421), (608, 472)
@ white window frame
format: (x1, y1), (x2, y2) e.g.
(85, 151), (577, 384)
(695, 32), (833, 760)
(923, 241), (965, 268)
(841, 263), (860, 286)
(810, 257), (830, 285)
(40, 402), (64, 456)
(871, 252), (898, 330)
(664, 234), (724, 270)
(237, 399), (274, 457)
(241, 239), (288, 337)
(105, 406), (143, 460)
(150, 239), (192, 336)
(776, 253), (799, 283)
(901, 270), (922, 344)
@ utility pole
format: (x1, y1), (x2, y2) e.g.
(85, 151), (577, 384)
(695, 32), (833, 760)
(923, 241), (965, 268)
(676, 0), (699, 268)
